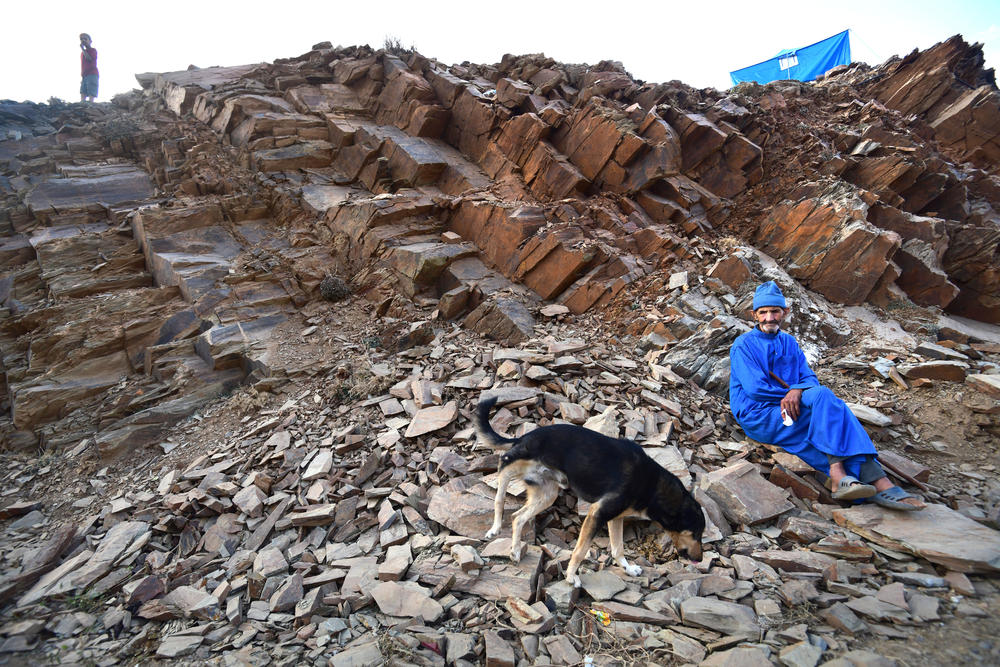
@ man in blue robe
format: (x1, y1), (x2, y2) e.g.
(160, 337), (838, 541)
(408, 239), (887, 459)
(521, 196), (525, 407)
(729, 281), (924, 510)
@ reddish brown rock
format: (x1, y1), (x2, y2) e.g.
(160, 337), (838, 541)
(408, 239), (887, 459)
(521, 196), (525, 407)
(868, 36), (1000, 169)
(899, 360), (969, 382)
(707, 253), (754, 291)
(757, 185), (901, 305)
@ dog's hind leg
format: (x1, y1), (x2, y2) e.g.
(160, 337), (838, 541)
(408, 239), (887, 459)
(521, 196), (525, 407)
(509, 478), (558, 562)
(609, 515), (642, 577)
(485, 465), (515, 540)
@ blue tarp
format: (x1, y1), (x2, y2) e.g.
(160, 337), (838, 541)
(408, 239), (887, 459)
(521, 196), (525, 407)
(730, 30), (851, 86)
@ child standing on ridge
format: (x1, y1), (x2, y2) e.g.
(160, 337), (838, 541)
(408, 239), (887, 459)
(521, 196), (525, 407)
(79, 33), (99, 102)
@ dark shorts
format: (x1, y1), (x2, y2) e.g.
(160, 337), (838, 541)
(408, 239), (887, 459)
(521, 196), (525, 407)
(80, 74), (99, 98)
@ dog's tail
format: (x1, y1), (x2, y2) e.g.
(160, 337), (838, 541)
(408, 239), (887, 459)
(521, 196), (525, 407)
(475, 396), (515, 448)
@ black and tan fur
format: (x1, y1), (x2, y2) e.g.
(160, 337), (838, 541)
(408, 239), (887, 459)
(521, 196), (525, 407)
(476, 397), (705, 587)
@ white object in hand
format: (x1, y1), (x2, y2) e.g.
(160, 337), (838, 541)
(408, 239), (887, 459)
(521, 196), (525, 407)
(781, 409), (793, 426)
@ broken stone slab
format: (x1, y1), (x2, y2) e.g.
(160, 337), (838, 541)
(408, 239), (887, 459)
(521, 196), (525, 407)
(451, 543), (484, 572)
(583, 405), (620, 437)
(371, 581), (444, 622)
(592, 600), (678, 626)
(543, 580), (580, 614)
(506, 598), (555, 633)
(967, 374), (1000, 398)
(289, 503), (338, 526)
(269, 573), (304, 613)
(463, 298), (535, 345)
(542, 634), (582, 665)
(25, 165), (155, 213)
(389, 242), (477, 285)
(254, 546), (288, 578)
(915, 341), (969, 361)
(820, 601), (869, 635)
(700, 645), (772, 666)
(679, 596), (760, 637)
(70, 521), (150, 590)
(329, 640), (383, 667)
(156, 634), (203, 658)
(643, 578), (702, 613)
(846, 404), (893, 427)
(778, 641), (823, 667)
(908, 592), (940, 621)
(160, 586), (221, 620)
(898, 360), (969, 382)
(302, 449), (333, 481)
(18, 549), (93, 606)
(478, 386), (542, 405)
(485, 630), (515, 667)
(0, 500), (41, 519)
(232, 485), (266, 518)
(654, 628), (707, 663)
(378, 543), (412, 581)
(844, 596), (910, 623)
(750, 549), (837, 574)
(578, 569), (626, 600)
(409, 546), (542, 601)
(427, 476), (524, 539)
(405, 401), (459, 438)
(700, 460), (794, 525)
(833, 503), (1000, 573)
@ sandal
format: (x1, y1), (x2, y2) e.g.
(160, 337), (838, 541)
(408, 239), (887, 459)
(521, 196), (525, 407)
(871, 485), (925, 511)
(832, 475), (877, 500)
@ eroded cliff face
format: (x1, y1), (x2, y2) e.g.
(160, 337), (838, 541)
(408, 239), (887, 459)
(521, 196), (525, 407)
(0, 36), (998, 456)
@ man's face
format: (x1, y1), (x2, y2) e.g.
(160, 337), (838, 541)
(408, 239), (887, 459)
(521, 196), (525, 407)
(753, 306), (788, 333)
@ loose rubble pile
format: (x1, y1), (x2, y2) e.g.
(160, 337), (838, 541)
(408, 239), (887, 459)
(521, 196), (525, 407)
(1, 281), (999, 666)
(0, 32), (999, 667)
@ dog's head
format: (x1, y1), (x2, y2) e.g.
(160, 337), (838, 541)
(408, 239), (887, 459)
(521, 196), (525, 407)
(657, 484), (705, 562)
(664, 511), (704, 562)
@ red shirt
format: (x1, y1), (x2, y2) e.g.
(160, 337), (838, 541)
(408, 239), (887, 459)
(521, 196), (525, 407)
(81, 47), (99, 76)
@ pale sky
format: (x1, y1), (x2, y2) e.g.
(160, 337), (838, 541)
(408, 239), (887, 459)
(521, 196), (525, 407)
(3, 1), (998, 104)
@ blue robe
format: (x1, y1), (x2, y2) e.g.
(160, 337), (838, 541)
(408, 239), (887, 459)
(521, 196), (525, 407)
(729, 327), (877, 479)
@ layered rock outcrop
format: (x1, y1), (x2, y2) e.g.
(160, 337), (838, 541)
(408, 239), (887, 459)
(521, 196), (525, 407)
(1, 35), (999, 457)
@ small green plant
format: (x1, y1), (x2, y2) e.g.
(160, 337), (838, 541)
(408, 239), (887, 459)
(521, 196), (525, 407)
(64, 590), (104, 613)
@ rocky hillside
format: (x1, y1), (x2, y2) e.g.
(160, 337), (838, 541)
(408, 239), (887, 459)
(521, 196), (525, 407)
(0, 35), (999, 666)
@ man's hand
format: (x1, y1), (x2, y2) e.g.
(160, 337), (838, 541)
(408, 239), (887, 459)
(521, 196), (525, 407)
(781, 388), (803, 421)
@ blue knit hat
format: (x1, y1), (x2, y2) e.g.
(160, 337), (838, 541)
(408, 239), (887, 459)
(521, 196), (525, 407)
(752, 281), (786, 310)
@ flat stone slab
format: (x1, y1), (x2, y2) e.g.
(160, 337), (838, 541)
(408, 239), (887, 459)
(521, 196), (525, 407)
(699, 460), (794, 525)
(426, 476), (522, 539)
(679, 596), (760, 637)
(390, 242), (478, 284)
(847, 403), (893, 427)
(409, 546), (542, 601)
(477, 386), (542, 404)
(25, 165), (155, 212)
(967, 374), (1000, 398)
(301, 185), (357, 213)
(405, 401), (459, 438)
(578, 569), (626, 601)
(833, 503), (1000, 573)
(371, 581), (443, 622)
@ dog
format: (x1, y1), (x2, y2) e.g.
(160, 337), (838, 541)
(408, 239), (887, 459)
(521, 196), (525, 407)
(476, 396), (705, 587)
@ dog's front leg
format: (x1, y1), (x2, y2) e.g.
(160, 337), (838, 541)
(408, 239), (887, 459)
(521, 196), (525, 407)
(485, 468), (513, 540)
(609, 515), (642, 577)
